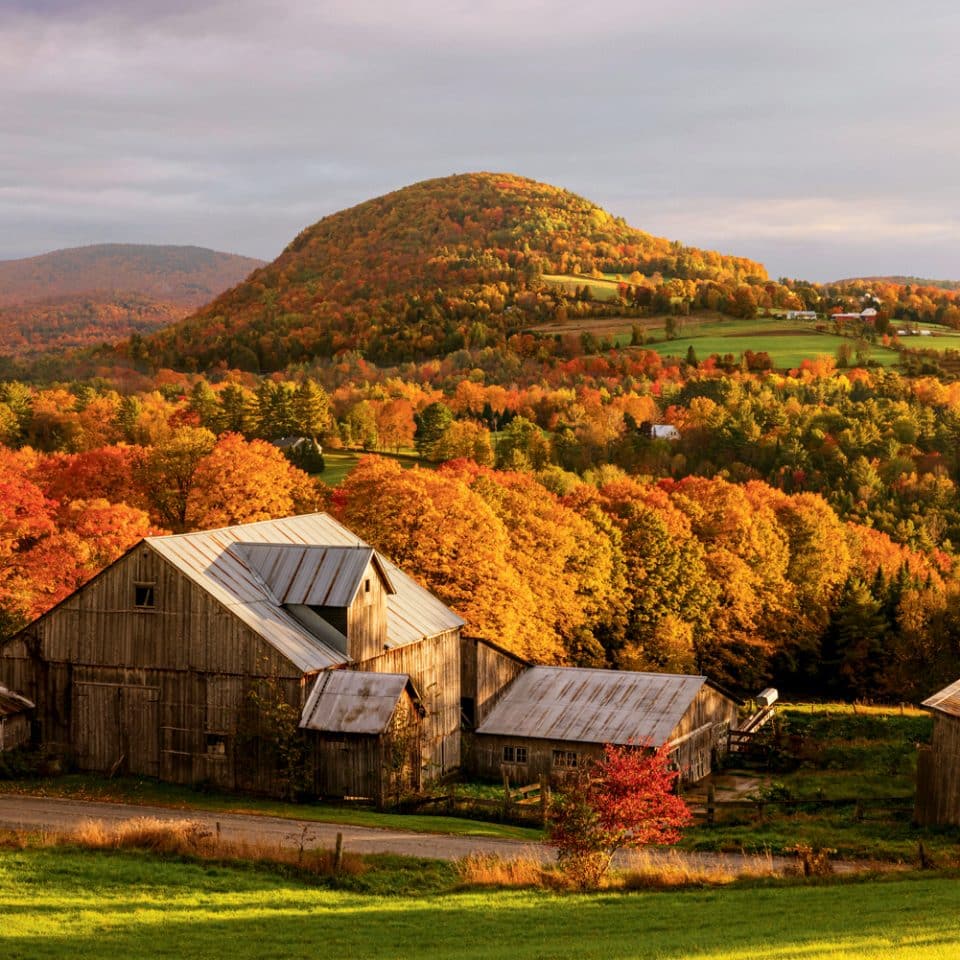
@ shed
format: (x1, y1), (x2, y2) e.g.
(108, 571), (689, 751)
(0, 685), (34, 753)
(472, 666), (738, 785)
(300, 670), (424, 803)
(915, 679), (960, 825)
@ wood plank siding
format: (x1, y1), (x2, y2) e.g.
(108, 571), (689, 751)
(915, 713), (960, 826)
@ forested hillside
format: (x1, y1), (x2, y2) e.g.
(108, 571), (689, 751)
(0, 244), (264, 357)
(141, 173), (770, 371)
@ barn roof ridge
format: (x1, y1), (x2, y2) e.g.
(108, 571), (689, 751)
(922, 678), (960, 718)
(145, 513), (463, 672)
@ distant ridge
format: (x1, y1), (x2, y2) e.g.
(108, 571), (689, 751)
(0, 243), (265, 357)
(831, 276), (960, 292)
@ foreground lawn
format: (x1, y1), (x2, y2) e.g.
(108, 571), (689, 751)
(3, 848), (960, 959)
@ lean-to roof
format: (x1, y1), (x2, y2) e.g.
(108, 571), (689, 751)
(299, 670), (417, 735)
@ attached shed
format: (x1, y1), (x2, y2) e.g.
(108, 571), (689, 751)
(300, 670), (424, 805)
(915, 679), (960, 826)
(0, 685), (34, 753)
(472, 666), (738, 785)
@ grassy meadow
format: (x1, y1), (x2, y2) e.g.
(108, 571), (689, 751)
(3, 847), (960, 959)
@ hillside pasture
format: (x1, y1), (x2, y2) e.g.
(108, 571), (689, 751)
(3, 848), (960, 959)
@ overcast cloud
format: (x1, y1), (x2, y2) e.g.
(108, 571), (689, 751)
(2, 0), (958, 280)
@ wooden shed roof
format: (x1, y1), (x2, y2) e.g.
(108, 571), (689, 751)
(922, 679), (960, 718)
(475, 666), (719, 746)
(0, 684), (34, 719)
(147, 514), (464, 674)
(299, 670), (417, 735)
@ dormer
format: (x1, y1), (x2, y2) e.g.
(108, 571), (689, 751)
(230, 543), (395, 662)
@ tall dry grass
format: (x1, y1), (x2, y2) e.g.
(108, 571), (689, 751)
(0, 818), (367, 877)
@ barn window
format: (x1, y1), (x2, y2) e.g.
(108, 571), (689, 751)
(365, 578), (371, 593)
(460, 696), (476, 729)
(552, 750), (578, 769)
(205, 733), (227, 757)
(134, 583), (156, 609)
(502, 745), (527, 763)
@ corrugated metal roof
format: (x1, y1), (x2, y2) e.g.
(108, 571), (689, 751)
(922, 679), (960, 718)
(0, 684), (34, 719)
(300, 670), (412, 734)
(475, 666), (708, 746)
(229, 543), (394, 607)
(146, 513), (463, 673)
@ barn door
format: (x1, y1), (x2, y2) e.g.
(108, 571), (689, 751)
(122, 686), (160, 777)
(72, 682), (159, 776)
(72, 683), (123, 772)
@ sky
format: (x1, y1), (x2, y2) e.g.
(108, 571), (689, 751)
(3, 0), (959, 281)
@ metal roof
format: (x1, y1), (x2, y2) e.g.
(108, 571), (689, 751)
(146, 513), (463, 673)
(229, 543), (394, 607)
(475, 666), (710, 746)
(922, 679), (960, 719)
(0, 684), (34, 719)
(300, 670), (414, 735)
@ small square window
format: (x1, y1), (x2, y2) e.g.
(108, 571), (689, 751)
(134, 584), (155, 608)
(205, 733), (226, 756)
(502, 745), (527, 764)
(503, 745), (515, 762)
(553, 750), (578, 769)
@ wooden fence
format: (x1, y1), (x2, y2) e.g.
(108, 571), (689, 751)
(692, 791), (914, 826)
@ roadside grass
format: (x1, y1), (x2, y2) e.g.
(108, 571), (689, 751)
(4, 846), (960, 959)
(0, 774), (542, 841)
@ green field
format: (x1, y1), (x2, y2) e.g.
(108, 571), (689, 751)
(639, 320), (901, 370)
(4, 848), (960, 959)
(319, 450), (429, 488)
(542, 273), (625, 301)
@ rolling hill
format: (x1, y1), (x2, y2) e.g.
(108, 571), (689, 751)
(140, 173), (769, 372)
(0, 244), (264, 357)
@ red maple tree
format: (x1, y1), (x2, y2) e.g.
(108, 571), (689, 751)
(547, 742), (692, 887)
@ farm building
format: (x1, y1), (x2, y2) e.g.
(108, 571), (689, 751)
(915, 679), (960, 826)
(471, 666), (739, 785)
(0, 512), (742, 802)
(0, 513), (468, 804)
(0, 684), (33, 753)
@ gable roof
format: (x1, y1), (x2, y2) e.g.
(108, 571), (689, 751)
(922, 679), (960, 719)
(475, 666), (721, 746)
(299, 670), (419, 735)
(229, 543), (394, 607)
(146, 513), (464, 673)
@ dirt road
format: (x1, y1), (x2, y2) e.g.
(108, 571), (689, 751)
(0, 794), (824, 873)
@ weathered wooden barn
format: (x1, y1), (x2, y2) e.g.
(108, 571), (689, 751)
(471, 666), (739, 785)
(0, 684), (34, 753)
(915, 679), (960, 826)
(0, 512), (741, 802)
(0, 514), (464, 804)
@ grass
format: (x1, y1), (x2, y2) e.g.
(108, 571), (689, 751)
(0, 774), (542, 841)
(319, 449), (433, 487)
(646, 323), (900, 369)
(682, 703), (948, 861)
(4, 846), (960, 959)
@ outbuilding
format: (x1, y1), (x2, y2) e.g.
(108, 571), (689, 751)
(471, 666), (739, 785)
(0, 685), (34, 753)
(915, 679), (960, 825)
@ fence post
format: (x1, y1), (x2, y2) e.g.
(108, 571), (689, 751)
(707, 785), (716, 827)
(333, 831), (344, 874)
(540, 775), (550, 827)
(502, 770), (511, 821)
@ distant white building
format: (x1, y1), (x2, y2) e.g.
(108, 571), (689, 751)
(650, 424), (681, 441)
(785, 310), (818, 320)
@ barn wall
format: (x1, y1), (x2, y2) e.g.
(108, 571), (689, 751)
(346, 562), (388, 662)
(915, 714), (960, 826)
(355, 629), (461, 780)
(0, 714), (31, 753)
(472, 733), (607, 783)
(0, 545), (307, 794)
(669, 684), (739, 783)
(460, 637), (527, 728)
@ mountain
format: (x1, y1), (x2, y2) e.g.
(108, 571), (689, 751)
(0, 244), (264, 357)
(141, 173), (768, 372)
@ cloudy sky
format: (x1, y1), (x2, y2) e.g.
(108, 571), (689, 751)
(3, 0), (958, 280)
